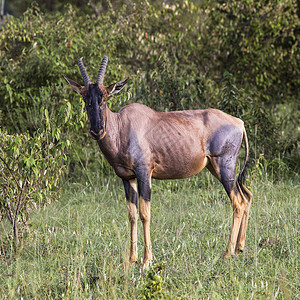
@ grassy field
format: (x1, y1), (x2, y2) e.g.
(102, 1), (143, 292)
(0, 171), (299, 299)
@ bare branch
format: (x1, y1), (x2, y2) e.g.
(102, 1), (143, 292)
(0, 155), (21, 190)
(14, 172), (28, 228)
(0, 0), (4, 19)
(4, 197), (13, 225)
(13, 171), (28, 247)
(0, 0), (5, 28)
(89, 2), (100, 17)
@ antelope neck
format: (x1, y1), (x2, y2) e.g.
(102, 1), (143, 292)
(97, 106), (120, 162)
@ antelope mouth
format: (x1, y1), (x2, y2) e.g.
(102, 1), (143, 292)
(90, 129), (106, 140)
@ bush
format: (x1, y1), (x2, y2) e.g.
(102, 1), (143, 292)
(0, 104), (72, 246)
(140, 263), (167, 300)
(198, 0), (300, 103)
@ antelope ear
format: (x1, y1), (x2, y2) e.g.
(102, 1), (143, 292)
(63, 75), (83, 95)
(107, 78), (129, 95)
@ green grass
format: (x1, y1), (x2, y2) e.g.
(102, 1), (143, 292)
(0, 172), (299, 299)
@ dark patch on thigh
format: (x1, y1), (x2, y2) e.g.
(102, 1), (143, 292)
(219, 157), (236, 195)
(123, 179), (138, 207)
(124, 129), (151, 201)
(135, 166), (151, 201)
(208, 125), (243, 194)
(208, 125), (242, 157)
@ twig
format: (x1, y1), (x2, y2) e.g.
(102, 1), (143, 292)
(0, 274), (14, 277)
(0, 0), (5, 28)
(118, 13), (136, 25)
(0, 0), (4, 20)
(13, 172), (28, 247)
(4, 197), (13, 225)
(89, 2), (100, 17)
(0, 155), (21, 190)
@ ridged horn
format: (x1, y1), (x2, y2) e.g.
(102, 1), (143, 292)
(96, 55), (108, 85)
(77, 57), (91, 86)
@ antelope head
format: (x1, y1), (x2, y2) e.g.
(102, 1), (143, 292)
(64, 56), (128, 140)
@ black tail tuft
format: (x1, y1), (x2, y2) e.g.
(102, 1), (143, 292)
(238, 161), (248, 193)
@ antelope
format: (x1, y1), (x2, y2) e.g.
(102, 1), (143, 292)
(64, 56), (253, 268)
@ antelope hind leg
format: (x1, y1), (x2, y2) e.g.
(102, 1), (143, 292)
(224, 187), (247, 258)
(206, 158), (245, 257)
(235, 185), (253, 253)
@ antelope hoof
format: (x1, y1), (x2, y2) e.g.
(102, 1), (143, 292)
(142, 259), (152, 269)
(129, 260), (137, 267)
(223, 250), (236, 259)
(129, 256), (138, 266)
(235, 247), (244, 255)
(236, 242), (245, 253)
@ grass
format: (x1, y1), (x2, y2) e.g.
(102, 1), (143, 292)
(0, 171), (299, 299)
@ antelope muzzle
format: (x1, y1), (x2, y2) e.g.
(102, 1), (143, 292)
(90, 129), (106, 140)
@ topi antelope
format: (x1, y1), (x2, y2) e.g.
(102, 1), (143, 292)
(64, 56), (253, 268)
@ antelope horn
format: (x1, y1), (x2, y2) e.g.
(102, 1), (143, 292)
(78, 57), (91, 86)
(96, 55), (108, 85)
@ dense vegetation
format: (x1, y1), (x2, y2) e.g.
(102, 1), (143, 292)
(0, 0), (299, 298)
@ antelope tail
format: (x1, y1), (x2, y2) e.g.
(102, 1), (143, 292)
(238, 128), (249, 192)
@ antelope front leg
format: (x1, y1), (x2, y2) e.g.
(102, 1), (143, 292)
(139, 197), (152, 268)
(137, 169), (152, 268)
(123, 179), (138, 265)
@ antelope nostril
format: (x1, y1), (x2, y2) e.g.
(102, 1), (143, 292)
(90, 129), (105, 140)
(90, 129), (101, 135)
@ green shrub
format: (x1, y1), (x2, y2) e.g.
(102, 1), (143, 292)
(140, 263), (167, 300)
(0, 103), (73, 246)
(199, 0), (300, 103)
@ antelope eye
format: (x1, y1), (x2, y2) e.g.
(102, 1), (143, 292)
(97, 95), (103, 105)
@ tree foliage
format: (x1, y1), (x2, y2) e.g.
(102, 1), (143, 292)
(205, 0), (300, 103)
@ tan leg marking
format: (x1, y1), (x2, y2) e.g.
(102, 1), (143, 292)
(126, 179), (138, 265)
(139, 197), (152, 268)
(224, 186), (247, 257)
(236, 185), (253, 253)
